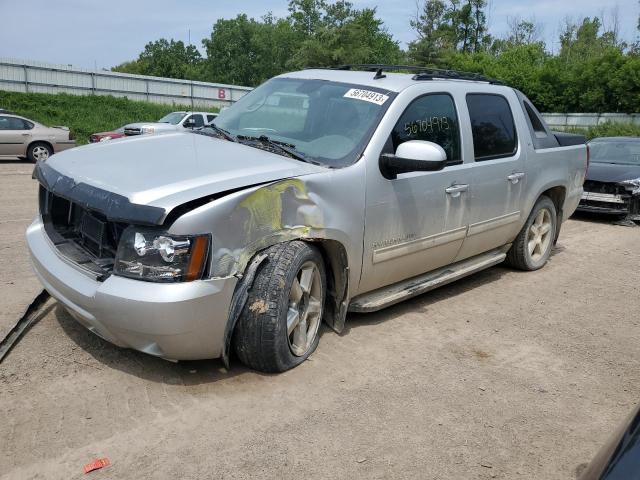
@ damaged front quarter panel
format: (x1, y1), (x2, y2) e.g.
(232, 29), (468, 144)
(166, 165), (367, 333)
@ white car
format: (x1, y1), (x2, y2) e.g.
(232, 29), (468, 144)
(123, 111), (218, 137)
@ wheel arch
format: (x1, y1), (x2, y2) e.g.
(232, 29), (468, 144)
(221, 237), (350, 368)
(27, 139), (54, 153)
(308, 238), (349, 333)
(538, 185), (566, 243)
(26, 140), (54, 159)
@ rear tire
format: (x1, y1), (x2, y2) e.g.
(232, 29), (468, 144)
(27, 142), (52, 163)
(506, 196), (557, 271)
(233, 241), (326, 373)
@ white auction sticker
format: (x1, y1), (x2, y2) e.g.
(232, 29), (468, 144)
(343, 88), (389, 105)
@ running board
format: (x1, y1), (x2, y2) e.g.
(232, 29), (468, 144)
(349, 248), (508, 313)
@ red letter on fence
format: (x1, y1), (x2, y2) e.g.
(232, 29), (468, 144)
(218, 89), (226, 99)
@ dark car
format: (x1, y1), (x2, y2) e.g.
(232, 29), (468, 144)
(578, 137), (640, 222)
(579, 403), (640, 479)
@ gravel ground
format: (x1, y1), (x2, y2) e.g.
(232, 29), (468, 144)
(0, 159), (638, 480)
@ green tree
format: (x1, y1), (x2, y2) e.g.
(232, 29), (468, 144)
(202, 14), (297, 86)
(112, 39), (204, 80)
(408, 0), (449, 64)
(291, 5), (402, 67)
(409, 0), (490, 64)
(288, 0), (326, 37)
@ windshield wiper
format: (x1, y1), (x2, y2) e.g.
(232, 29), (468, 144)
(206, 124), (238, 142)
(237, 135), (318, 164)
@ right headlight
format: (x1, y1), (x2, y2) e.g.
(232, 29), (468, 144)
(114, 227), (210, 283)
(141, 127), (155, 134)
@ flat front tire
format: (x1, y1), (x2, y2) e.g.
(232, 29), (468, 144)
(506, 196), (557, 271)
(233, 241), (326, 373)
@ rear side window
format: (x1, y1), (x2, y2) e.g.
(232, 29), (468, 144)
(0, 116), (30, 130)
(391, 94), (461, 162)
(186, 114), (204, 128)
(206, 114), (217, 123)
(524, 102), (547, 138)
(466, 94), (517, 161)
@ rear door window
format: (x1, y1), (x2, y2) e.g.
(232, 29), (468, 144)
(391, 94), (461, 163)
(0, 116), (29, 130)
(466, 94), (517, 161)
(186, 114), (204, 128)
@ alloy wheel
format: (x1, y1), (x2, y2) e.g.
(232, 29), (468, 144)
(286, 261), (323, 357)
(32, 146), (49, 161)
(527, 208), (553, 262)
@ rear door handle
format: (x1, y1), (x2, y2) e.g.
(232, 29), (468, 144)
(507, 172), (525, 184)
(445, 184), (469, 198)
(21, 133), (30, 136)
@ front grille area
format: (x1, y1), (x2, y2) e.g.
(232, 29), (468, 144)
(583, 180), (626, 196)
(580, 180), (638, 215)
(40, 187), (128, 280)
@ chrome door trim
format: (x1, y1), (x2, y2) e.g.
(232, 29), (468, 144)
(467, 211), (521, 237)
(372, 226), (468, 264)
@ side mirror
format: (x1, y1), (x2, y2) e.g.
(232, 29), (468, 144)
(183, 118), (196, 129)
(380, 140), (448, 180)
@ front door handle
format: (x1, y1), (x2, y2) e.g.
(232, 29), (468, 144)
(445, 184), (469, 198)
(507, 172), (525, 184)
(21, 133), (30, 136)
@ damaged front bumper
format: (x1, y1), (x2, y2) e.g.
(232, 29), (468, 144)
(26, 217), (237, 361)
(577, 184), (640, 221)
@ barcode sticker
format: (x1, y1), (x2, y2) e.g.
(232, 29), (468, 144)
(343, 88), (389, 105)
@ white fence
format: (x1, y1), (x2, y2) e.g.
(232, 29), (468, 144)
(1, 59), (639, 125)
(0, 58), (252, 108)
(542, 113), (640, 130)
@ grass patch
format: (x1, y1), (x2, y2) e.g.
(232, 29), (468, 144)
(562, 121), (640, 140)
(0, 91), (217, 145)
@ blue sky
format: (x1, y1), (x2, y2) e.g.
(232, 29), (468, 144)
(0, 0), (638, 69)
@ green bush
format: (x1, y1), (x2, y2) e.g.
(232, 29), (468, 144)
(0, 91), (216, 145)
(564, 121), (640, 140)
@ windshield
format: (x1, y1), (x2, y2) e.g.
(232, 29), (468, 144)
(589, 140), (640, 166)
(213, 78), (394, 167)
(158, 112), (187, 125)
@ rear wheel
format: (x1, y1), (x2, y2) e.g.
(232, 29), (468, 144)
(27, 142), (52, 163)
(506, 196), (557, 271)
(233, 241), (326, 373)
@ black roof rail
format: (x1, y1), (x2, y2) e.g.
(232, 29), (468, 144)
(305, 64), (503, 85)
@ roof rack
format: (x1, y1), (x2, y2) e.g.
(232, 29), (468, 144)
(307, 64), (503, 85)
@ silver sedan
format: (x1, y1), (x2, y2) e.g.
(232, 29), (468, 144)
(0, 113), (76, 162)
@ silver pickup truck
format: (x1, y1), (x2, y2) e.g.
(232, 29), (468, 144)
(26, 66), (588, 372)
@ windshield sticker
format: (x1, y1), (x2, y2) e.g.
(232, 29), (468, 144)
(343, 89), (389, 105)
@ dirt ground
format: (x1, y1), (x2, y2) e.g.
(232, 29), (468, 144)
(0, 159), (638, 480)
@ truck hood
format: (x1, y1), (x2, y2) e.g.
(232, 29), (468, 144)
(39, 131), (325, 224)
(587, 162), (640, 184)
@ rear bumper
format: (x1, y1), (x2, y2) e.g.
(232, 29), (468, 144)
(53, 141), (76, 153)
(26, 217), (237, 360)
